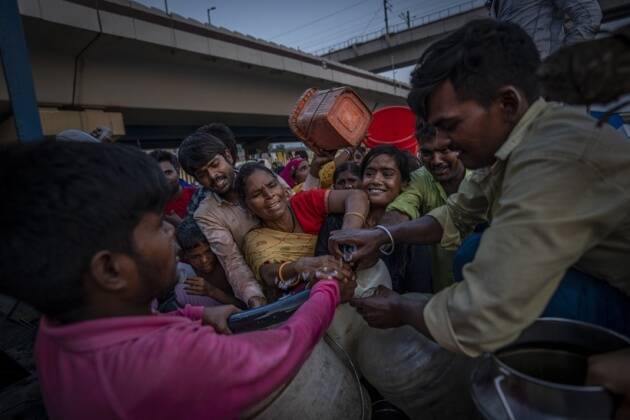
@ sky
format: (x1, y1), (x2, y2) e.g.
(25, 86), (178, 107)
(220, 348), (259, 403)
(135, 0), (479, 82)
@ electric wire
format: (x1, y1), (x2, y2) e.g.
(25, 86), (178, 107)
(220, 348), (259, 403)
(269, 0), (371, 40)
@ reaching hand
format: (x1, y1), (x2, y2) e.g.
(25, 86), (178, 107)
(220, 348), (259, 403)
(350, 286), (405, 329)
(587, 348), (630, 420)
(309, 151), (335, 176)
(247, 296), (267, 308)
(328, 228), (388, 265)
(183, 277), (209, 296)
(202, 305), (241, 334)
(313, 266), (357, 303)
(294, 255), (350, 279)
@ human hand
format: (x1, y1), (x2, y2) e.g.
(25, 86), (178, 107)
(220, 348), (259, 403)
(309, 151), (335, 176)
(247, 296), (267, 308)
(295, 255), (350, 279)
(586, 348), (630, 420)
(328, 228), (388, 265)
(91, 126), (114, 143)
(184, 277), (209, 296)
(312, 265), (357, 303)
(202, 305), (241, 334)
(350, 286), (406, 329)
(587, 348), (630, 393)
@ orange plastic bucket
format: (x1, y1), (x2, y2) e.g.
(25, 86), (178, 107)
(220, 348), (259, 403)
(365, 106), (418, 155)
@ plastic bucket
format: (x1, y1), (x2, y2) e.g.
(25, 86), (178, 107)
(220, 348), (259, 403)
(365, 106), (418, 155)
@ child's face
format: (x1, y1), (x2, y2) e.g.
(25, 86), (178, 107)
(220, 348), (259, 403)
(183, 243), (217, 275)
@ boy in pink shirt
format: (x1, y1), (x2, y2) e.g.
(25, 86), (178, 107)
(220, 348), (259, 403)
(0, 141), (355, 420)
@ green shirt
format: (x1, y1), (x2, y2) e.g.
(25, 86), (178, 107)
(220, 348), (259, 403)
(387, 167), (472, 292)
(424, 99), (630, 356)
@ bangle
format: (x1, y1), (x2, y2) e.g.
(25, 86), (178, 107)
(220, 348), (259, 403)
(375, 224), (395, 255)
(275, 261), (300, 290)
(345, 211), (366, 225)
(278, 261), (291, 281)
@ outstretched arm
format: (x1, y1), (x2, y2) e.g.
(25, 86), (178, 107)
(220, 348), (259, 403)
(328, 214), (443, 263)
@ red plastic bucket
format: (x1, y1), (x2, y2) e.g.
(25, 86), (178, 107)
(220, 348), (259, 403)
(365, 106), (418, 155)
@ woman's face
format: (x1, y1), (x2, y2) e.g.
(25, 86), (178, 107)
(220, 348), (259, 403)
(362, 154), (404, 207)
(244, 169), (289, 223)
(334, 170), (361, 190)
(293, 160), (310, 184)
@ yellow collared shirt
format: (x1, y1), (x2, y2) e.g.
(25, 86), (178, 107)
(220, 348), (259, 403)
(424, 99), (630, 356)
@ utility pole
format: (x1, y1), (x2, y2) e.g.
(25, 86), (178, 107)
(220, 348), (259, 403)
(163, 0), (169, 14)
(207, 6), (216, 25)
(399, 10), (411, 29)
(383, 0), (391, 35)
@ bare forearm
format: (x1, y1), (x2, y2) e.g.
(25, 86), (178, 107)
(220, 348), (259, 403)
(385, 215), (443, 245)
(341, 191), (369, 229)
(396, 297), (433, 339)
(380, 210), (410, 226)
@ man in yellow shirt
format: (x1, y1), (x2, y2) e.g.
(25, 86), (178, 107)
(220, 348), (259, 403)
(329, 19), (630, 356)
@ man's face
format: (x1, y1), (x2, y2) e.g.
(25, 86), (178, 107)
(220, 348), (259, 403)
(420, 135), (464, 183)
(426, 81), (513, 169)
(130, 214), (178, 301)
(193, 151), (235, 195)
(158, 161), (180, 195)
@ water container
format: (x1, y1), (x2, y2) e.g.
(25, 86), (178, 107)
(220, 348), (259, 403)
(289, 87), (372, 154)
(470, 318), (630, 420)
(365, 106), (418, 155)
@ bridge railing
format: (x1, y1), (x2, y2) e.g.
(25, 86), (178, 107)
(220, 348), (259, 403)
(313, 0), (486, 56)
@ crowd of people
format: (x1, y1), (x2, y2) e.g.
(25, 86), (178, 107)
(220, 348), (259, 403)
(1, 14), (630, 420)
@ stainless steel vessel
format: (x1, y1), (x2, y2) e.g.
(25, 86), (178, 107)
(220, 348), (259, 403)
(471, 318), (630, 420)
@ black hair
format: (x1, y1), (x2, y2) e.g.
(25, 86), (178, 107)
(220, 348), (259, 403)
(407, 19), (541, 120)
(0, 141), (170, 317)
(404, 151), (422, 172)
(361, 145), (411, 183)
(234, 162), (278, 207)
(178, 132), (230, 177)
(333, 161), (361, 183)
(149, 149), (179, 171)
(176, 218), (210, 251)
(195, 123), (239, 163)
(294, 150), (308, 160)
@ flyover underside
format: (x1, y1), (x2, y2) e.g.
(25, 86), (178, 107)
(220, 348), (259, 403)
(0, 15), (406, 145)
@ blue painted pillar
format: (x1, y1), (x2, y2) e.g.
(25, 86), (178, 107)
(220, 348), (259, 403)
(0, 0), (43, 143)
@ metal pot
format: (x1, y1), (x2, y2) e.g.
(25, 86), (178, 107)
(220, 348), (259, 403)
(471, 318), (630, 420)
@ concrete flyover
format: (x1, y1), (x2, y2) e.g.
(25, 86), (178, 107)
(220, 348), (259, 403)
(0, 0), (409, 148)
(321, 0), (630, 74)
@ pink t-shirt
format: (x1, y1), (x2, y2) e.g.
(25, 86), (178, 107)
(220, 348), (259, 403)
(35, 280), (340, 420)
